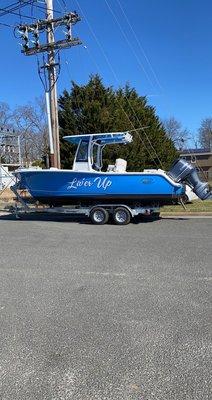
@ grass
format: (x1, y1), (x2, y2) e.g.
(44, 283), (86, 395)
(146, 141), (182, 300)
(162, 200), (212, 213)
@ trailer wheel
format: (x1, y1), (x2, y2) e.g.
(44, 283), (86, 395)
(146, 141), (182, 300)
(113, 207), (131, 225)
(90, 207), (109, 225)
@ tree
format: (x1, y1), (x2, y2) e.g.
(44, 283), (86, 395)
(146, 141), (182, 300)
(58, 75), (177, 170)
(0, 102), (15, 164)
(198, 118), (212, 149)
(0, 102), (13, 128)
(13, 97), (48, 165)
(162, 117), (189, 150)
(0, 98), (48, 166)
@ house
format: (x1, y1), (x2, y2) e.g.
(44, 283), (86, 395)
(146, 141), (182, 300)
(180, 148), (212, 182)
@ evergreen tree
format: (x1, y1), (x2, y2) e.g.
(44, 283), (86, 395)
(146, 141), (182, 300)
(58, 75), (177, 170)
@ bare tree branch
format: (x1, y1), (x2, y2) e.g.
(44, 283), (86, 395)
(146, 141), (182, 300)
(162, 117), (190, 150)
(198, 118), (212, 149)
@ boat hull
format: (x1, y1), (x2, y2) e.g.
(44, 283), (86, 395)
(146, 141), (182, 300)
(14, 170), (185, 206)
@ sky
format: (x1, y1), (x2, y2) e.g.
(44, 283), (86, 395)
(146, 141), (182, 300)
(1, 0), (212, 142)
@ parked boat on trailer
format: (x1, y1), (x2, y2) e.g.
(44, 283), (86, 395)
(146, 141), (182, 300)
(12, 131), (212, 225)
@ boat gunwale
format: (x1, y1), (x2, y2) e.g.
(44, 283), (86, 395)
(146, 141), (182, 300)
(14, 169), (182, 187)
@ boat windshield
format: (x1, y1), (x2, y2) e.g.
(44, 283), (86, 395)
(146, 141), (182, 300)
(76, 140), (89, 162)
(92, 142), (103, 171)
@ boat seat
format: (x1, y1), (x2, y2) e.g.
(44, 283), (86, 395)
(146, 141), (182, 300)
(114, 158), (127, 173)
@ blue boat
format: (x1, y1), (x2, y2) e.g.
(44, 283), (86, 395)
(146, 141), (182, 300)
(13, 132), (211, 207)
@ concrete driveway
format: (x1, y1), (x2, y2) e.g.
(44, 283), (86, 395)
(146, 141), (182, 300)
(0, 215), (211, 399)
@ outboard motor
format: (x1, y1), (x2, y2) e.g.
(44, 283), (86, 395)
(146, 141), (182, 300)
(168, 158), (212, 200)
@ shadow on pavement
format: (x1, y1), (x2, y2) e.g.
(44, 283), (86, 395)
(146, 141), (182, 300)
(160, 216), (188, 221)
(0, 212), (90, 224)
(0, 212), (188, 225)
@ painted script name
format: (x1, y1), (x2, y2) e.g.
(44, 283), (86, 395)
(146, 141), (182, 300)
(67, 177), (112, 191)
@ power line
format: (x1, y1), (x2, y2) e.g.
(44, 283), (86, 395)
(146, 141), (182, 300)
(0, 21), (15, 28)
(114, 0), (179, 137)
(0, 1), (33, 17)
(104, 0), (158, 93)
(0, 6), (37, 21)
(102, 0), (165, 166)
(64, 45), (159, 166)
(74, 0), (163, 168)
(31, 2), (62, 15)
(73, 0), (160, 167)
(115, 0), (163, 92)
(56, 0), (67, 12)
(1, 1), (22, 12)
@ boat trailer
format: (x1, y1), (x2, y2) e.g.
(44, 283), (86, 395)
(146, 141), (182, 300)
(11, 184), (160, 225)
(10, 157), (211, 225)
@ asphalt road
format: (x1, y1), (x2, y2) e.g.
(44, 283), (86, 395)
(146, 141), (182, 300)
(0, 215), (211, 400)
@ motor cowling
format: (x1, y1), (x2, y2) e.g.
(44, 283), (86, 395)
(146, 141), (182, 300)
(168, 158), (212, 200)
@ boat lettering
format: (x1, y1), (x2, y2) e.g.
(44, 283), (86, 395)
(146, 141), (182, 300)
(94, 177), (112, 190)
(67, 178), (92, 189)
(67, 177), (112, 191)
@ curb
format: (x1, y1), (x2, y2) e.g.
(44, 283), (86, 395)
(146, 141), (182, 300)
(161, 212), (212, 217)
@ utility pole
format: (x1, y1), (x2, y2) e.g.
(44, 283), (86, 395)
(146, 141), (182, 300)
(46, 0), (60, 168)
(16, 1), (82, 168)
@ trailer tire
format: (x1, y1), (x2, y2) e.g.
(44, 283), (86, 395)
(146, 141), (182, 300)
(90, 207), (109, 225)
(113, 207), (131, 225)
